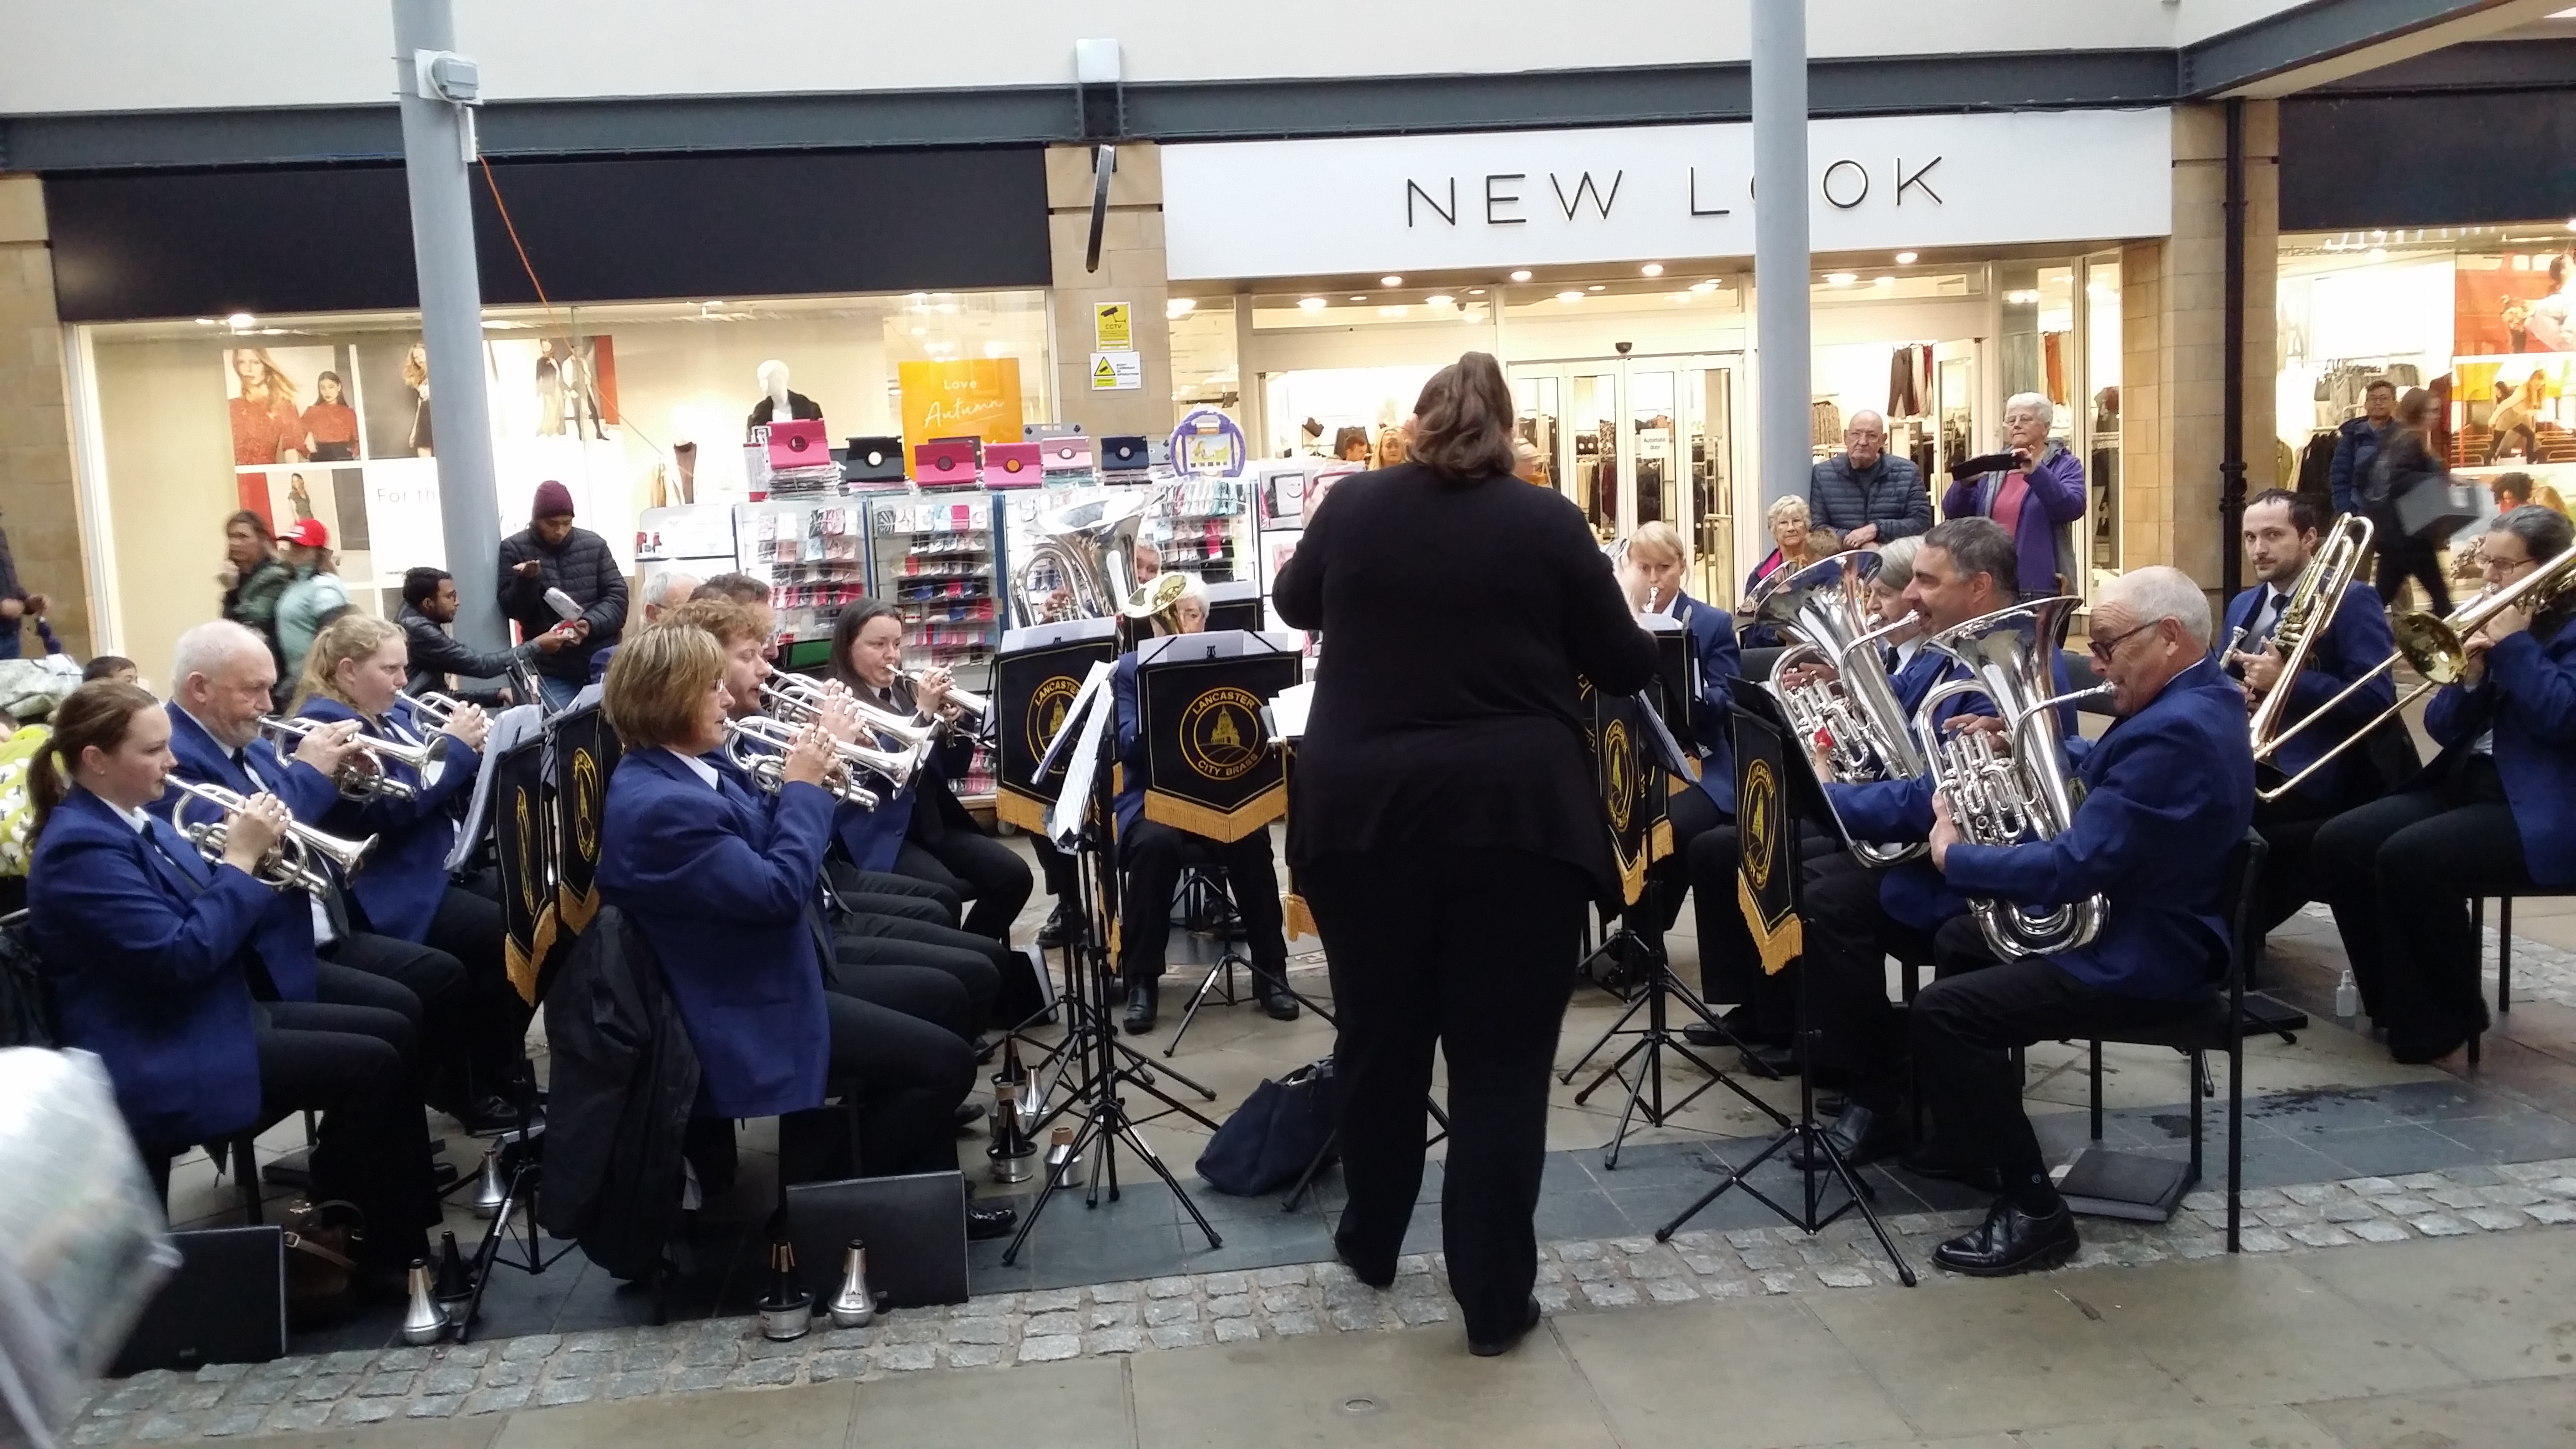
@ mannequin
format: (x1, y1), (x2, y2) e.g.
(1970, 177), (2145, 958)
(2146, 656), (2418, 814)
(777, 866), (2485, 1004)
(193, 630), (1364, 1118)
(744, 359), (823, 438)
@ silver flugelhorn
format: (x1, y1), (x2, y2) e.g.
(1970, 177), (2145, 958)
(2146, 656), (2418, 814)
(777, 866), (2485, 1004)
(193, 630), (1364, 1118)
(165, 778), (375, 896)
(259, 715), (446, 801)
(721, 718), (882, 808)
(1911, 598), (2109, 960)
(1750, 550), (1932, 866)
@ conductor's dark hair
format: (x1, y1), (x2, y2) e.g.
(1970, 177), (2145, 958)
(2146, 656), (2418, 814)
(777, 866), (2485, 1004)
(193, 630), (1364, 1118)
(1407, 351), (1518, 482)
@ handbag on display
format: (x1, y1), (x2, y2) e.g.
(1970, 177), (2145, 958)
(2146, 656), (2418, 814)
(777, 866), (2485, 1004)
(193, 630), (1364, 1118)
(1194, 1056), (1335, 1196)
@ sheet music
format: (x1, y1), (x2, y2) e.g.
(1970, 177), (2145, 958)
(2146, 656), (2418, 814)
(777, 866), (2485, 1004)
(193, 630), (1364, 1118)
(447, 703), (543, 874)
(1136, 628), (1302, 665)
(1046, 670), (1119, 851)
(1268, 681), (1315, 742)
(1035, 660), (1115, 779)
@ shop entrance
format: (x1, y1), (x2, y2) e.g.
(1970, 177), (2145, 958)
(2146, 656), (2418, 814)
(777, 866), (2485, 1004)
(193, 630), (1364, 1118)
(1509, 353), (1741, 604)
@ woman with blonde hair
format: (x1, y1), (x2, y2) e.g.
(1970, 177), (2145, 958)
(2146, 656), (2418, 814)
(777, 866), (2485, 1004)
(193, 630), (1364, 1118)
(1618, 518), (1741, 962)
(228, 348), (305, 466)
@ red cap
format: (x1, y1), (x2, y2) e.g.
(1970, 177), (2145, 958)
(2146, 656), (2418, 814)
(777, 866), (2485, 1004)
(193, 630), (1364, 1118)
(283, 519), (329, 549)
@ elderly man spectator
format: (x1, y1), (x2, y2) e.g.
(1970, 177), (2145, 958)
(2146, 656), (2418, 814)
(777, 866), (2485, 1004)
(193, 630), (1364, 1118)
(1942, 393), (2086, 601)
(1808, 411), (1930, 550)
(587, 570), (701, 683)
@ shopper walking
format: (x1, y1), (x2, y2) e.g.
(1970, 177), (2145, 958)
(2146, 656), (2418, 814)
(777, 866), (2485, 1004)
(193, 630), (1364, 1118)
(272, 519), (351, 689)
(2359, 387), (2456, 616)
(498, 481), (628, 711)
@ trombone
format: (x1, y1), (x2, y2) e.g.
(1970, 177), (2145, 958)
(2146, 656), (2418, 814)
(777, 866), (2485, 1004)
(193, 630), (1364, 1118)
(258, 715), (447, 801)
(2255, 539), (2576, 800)
(2245, 514), (2373, 793)
(166, 778), (375, 897)
(721, 717), (883, 808)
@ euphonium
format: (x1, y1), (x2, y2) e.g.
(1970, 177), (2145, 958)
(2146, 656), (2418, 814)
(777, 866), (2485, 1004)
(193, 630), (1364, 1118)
(1012, 490), (1149, 625)
(1749, 550), (1931, 866)
(165, 778), (376, 897)
(258, 715), (446, 801)
(1913, 598), (2110, 960)
(2245, 513), (2373, 776)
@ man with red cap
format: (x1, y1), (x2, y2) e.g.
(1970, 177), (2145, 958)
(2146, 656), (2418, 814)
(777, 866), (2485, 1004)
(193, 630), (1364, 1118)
(498, 480), (629, 711)
(274, 518), (351, 690)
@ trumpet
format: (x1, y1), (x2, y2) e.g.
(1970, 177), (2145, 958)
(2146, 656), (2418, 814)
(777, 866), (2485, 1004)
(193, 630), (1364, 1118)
(903, 670), (990, 726)
(165, 778), (375, 897)
(259, 715), (447, 801)
(721, 718), (882, 809)
(758, 676), (942, 766)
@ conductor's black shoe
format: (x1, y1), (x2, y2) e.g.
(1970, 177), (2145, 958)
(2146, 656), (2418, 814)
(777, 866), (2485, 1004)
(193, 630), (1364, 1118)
(1123, 983), (1159, 1034)
(1256, 975), (1301, 1022)
(964, 1202), (1018, 1241)
(1036, 902), (1083, 949)
(450, 1095), (530, 1137)
(1932, 1198), (2079, 1277)
(1468, 1297), (1544, 1357)
(1787, 1103), (1905, 1171)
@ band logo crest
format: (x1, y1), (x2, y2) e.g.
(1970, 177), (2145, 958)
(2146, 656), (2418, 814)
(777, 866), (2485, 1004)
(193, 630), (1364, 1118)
(1180, 686), (1265, 783)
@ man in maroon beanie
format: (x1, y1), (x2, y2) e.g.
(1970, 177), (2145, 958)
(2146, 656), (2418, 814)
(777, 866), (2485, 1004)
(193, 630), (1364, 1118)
(497, 479), (628, 711)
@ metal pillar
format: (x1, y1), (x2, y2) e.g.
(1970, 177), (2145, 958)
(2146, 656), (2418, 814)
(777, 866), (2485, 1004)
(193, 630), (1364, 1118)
(2219, 99), (2249, 600)
(1752, 0), (1811, 509)
(392, 0), (507, 658)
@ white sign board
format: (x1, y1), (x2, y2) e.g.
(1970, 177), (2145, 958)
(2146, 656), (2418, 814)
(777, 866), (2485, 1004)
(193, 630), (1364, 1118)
(1091, 351), (1143, 391)
(1163, 108), (2173, 280)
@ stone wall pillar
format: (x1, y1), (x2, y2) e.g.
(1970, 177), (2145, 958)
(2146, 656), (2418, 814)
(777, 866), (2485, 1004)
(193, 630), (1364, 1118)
(2120, 103), (2279, 590)
(0, 175), (88, 655)
(1044, 145), (1173, 441)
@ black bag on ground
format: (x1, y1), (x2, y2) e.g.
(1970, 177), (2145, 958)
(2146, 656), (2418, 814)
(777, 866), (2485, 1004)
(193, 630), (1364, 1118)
(0, 913), (52, 1048)
(1196, 1056), (1335, 1196)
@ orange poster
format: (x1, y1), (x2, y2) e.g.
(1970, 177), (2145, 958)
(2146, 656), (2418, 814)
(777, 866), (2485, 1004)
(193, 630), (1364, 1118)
(898, 359), (1024, 448)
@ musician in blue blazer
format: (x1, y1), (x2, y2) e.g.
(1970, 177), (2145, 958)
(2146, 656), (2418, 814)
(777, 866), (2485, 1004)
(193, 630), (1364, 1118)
(2316, 505), (2576, 1064)
(1907, 566), (2254, 1277)
(595, 626), (1006, 1236)
(30, 681), (436, 1284)
(2220, 489), (2401, 937)
(292, 613), (528, 1125)
(1619, 522), (1739, 930)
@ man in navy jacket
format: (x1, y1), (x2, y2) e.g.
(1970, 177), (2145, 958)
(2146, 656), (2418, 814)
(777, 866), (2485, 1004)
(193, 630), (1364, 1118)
(2223, 489), (2400, 935)
(1908, 565), (2253, 1276)
(2326, 379), (2397, 517)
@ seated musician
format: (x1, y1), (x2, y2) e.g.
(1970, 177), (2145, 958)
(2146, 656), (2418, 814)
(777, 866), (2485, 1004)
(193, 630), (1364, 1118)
(292, 615), (530, 1118)
(828, 599), (1033, 944)
(1908, 566), (2252, 1275)
(1113, 573), (1298, 1032)
(2315, 505), (2576, 1063)
(594, 624), (1012, 1236)
(31, 681), (438, 1287)
(1614, 520), (1738, 960)
(671, 596), (1005, 1046)
(158, 622), (498, 1129)
(2221, 489), (2401, 939)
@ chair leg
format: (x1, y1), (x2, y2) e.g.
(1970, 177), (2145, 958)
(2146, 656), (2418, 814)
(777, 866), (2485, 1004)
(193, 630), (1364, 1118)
(2087, 1040), (2104, 1143)
(2226, 1038), (2243, 1254)
(2499, 896), (2514, 1016)
(2186, 1050), (2204, 1187)
(233, 1136), (264, 1226)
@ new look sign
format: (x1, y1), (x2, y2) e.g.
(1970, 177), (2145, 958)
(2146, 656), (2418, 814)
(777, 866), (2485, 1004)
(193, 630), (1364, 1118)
(1162, 109), (2172, 281)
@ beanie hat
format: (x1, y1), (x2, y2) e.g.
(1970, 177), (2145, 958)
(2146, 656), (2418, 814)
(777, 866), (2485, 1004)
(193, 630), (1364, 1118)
(532, 480), (576, 520)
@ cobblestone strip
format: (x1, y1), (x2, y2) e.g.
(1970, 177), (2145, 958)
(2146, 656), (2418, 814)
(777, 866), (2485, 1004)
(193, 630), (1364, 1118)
(65, 1158), (2576, 1443)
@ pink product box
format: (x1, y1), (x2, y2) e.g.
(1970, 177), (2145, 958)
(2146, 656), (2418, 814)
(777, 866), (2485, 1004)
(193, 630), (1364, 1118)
(982, 442), (1043, 487)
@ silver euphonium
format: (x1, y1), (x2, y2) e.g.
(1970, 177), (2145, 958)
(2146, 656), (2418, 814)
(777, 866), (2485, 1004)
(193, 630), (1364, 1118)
(1913, 597), (2111, 960)
(722, 717), (884, 808)
(258, 715), (446, 801)
(165, 778), (376, 896)
(1012, 489), (1149, 626)
(1749, 550), (1932, 866)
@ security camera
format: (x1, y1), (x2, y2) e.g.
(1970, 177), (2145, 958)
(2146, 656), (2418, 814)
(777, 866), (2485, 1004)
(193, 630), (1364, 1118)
(1614, 341), (1633, 356)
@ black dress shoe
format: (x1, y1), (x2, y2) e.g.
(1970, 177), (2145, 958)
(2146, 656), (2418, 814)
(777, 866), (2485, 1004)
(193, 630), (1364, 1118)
(964, 1201), (1018, 1241)
(1123, 982), (1159, 1034)
(1036, 902), (1083, 949)
(1739, 1041), (1800, 1078)
(1468, 1297), (1543, 1357)
(1933, 1197), (2080, 1277)
(1256, 976), (1300, 1022)
(1787, 1103), (1905, 1171)
(1684, 1004), (1762, 1047)
(449, 1096), (534, 1137)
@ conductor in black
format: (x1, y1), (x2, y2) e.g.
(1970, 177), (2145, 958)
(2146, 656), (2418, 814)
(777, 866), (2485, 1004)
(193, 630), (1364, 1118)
(1273, 351), (1658, 1356)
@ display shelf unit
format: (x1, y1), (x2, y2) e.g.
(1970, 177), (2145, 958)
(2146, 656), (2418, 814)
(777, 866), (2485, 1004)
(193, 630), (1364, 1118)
(734, 499), (871, 657)
(867, 490), (1003, 799)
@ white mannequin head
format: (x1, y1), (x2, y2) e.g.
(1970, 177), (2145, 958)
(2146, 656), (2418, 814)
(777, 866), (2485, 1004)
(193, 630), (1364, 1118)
(758, 359), (791, 410)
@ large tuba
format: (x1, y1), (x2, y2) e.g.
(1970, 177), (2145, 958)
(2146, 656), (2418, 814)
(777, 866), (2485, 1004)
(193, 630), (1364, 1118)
(1913, 597), (2110, 959)
(1012, 489), (1149, 626)
(2245, 513), (2373, 798)
(1750, 550), (1931, 866)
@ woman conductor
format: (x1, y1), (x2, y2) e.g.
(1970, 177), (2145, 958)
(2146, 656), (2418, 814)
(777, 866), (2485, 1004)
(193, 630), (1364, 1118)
(1273, 352), (1658, 1355)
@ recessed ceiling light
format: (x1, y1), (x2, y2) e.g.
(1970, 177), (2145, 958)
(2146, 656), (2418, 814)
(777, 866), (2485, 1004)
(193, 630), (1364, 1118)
(1299, 297), (1327, 311)
(1823, 273), (1856, 287)
(1510, 270), (1533, 283)
(1426, 294), (1455, 306)
(702, 300), (725, 308)
(1350, 295), (1367, 302)
(194, 317), (217, 326)
(226, 311), (256, 328)
(1556, 291), (1584, 303)
(1641, 262), (1664, 277)
(1467, 288), (1486, 296)
(1895, 251), (1918, 265)
(1689, 280), (1719, 294)
(1381, 275), (1403, 286)
(1875, 276), (1895, 287)
(1588, 285), (1605, 292)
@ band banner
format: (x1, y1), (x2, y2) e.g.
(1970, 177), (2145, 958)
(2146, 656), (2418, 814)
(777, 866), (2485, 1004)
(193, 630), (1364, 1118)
(1590, 682), (1666, 907)
(1138, 632), (1300, 843)
(995, 620), (1120, 836)
(1733, 705), (1803, 975)
(550, 703), (623, 942)
(490, 736), (552, 1004)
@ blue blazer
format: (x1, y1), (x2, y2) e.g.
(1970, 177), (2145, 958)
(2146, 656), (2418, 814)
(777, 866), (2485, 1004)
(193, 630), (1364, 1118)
(597, 748), (836, 1118)
(1823, 655), (1998, 931)
(2223, 580), (2396, 805)
(295, 696), (479, 942)
(31, 788), (276, 1146)
(1666, 593), (1741, 814)
(1941, 654), (2256, 1000)
(154, 705), (339, 1002)
(2423, 611), (2576, 886)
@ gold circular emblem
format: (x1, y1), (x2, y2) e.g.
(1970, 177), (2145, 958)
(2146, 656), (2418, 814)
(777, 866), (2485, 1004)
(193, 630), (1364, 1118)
(572, 749), (601, 862)
(1742, 759), (1778, 891)
(1179, 687), (1266, 783)
(1026, 674), (1081, 767)
(512, 789), (538, 916)
(1603, 720), (1636, 834)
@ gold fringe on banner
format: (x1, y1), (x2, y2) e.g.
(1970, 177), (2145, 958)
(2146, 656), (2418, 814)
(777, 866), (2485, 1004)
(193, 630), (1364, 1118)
(993, 787), (1050, 836)
(1649, 817), (1676, 864)
(507, 904), (561, 1005)
(1284, 892), (1316, 940)
(1739, 875), (1803, 976)
(1141, 783), (1285, 844)
(1614, 838), (1650, 906)
(556, 882), (599, 937)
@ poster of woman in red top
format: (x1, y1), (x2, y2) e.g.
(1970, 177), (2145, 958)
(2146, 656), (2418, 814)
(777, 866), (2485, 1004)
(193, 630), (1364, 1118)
(301, 369), (359, 461)
(226, 344), (356, 468)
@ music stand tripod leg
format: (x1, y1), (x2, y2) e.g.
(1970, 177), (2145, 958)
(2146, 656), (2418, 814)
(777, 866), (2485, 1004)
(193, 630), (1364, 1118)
(1163, 949), (1246, 1057)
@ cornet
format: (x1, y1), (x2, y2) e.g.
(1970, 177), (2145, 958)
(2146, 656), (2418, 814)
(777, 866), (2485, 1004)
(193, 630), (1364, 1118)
(259, 715), (447, 801)
(723, 717), (885, 807)
(759, 676), (942, 766)
(165, 778), (375, 897)
(903, 670), (992, 734)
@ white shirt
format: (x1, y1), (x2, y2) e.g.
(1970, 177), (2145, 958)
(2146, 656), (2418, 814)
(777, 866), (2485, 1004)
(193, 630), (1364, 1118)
(222, 723), (337, 944)
(114, 801), (152, 834)
(665, 748), (721, 789)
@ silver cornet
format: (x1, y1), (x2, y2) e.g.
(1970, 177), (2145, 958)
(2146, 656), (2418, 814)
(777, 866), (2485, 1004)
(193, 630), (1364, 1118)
(903, 670), (992, 732)
(260, 715), (447, 801)
(759, 677), (941, 771)
(166, 778), (375, 897)
(722, 718), (881, 809)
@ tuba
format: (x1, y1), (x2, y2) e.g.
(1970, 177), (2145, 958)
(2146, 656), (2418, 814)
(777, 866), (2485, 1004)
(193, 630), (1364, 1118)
(1012, 490), (1149, 626)
(1750, 550), (1931, 866)
(166, 778), (376, 896)
(1913, 597), (2111, 960)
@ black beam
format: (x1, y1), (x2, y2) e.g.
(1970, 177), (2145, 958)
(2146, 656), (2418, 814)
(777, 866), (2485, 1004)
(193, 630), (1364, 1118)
(2179, 0), (2530, 97)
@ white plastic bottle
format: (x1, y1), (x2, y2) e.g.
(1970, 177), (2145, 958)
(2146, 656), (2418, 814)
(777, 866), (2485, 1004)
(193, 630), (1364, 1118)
(2334, 968), (2359, 1018)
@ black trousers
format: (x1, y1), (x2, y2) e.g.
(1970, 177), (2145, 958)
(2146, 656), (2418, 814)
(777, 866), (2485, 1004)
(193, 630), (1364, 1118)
(1118, 821), (1288, 987)
(777, 988), (975, 1186)
(896, 830), (1033, 943)
(1032, 833), (1076, 900)
(834, 912), (1006, 1028)
(2250, 786), (2357, 938)
(1910, 960), (2206, 1179)
(1798, 857), (1940, 1092)
(1687, 822), (1843, 1039)
(1631, 784), (1728, 937)
(827, 861), (960, 924)
(257, 1000), (440, 1273)
(2373, 536), (2452, 616)
(2315, 758), (2531, 1053)
(317, 932), (472, 1111)
(1302, 847), (1588, 1345)
(423, 885), (531, 1093)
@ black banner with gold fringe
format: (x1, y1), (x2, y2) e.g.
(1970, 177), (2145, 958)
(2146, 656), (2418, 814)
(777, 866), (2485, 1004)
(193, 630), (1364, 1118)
(993, 620), (1120, 836)
(1733, 705), (1803, 975)
(491, 736), (552, 1005)
(1137, 633), (1299, 844)
(550, 703), (622, 943)
(1591, 685), (1667, 907)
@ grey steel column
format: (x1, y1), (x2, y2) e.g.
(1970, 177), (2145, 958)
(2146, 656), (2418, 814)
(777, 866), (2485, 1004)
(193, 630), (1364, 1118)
(391, 0), (505, 656)
(1751, 0), (1810, 509)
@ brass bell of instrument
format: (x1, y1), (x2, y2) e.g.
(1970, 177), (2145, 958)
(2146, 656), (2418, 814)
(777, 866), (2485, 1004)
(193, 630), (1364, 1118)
(826, 1239), (879, 1329)
(469, 1147), (509, 1218)
(400, 1259), (451, 1345)
(756, 1240), (812, 1342)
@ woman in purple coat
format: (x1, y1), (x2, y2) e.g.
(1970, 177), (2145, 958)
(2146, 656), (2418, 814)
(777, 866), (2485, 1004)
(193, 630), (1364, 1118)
(1942, 393), (2086, 600)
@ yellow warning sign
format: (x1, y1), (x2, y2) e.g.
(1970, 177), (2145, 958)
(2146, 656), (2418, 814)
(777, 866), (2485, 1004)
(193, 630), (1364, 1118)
(1095, 301), (1133, 351)
(1091, 351), (1142, 391)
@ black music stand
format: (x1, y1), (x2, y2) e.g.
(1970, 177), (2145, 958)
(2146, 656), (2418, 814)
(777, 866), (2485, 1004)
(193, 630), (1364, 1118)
(1653, 692), (1917, 1287)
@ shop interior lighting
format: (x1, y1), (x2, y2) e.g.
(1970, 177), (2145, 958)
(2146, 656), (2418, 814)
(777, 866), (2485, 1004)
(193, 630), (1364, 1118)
(227, 312), (257, 329)
(1299, 297), (1327, 311)
(1641, 262), (1664, 276)
(2368, 247), (2388, 261)
(1895, 251), (1918, 265)
(1588, 285), (1605, 291)
(1381, 275), (1403, 286)
(1349, 295), (1367, 301)
(1467, 288), (1486, 296)
(984, 341), (1008, 356)
(1510, 270), (1533, 282)
(910, 325), (929, 336)
(1690, 280), (1719, 293)
(2565, 218), (2576, 232)
(1556, 291), (1584, 303)
(1823, 273), (1856, 287)
(195, 318), (217, 326)
(1425, 294), (1455, 306)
